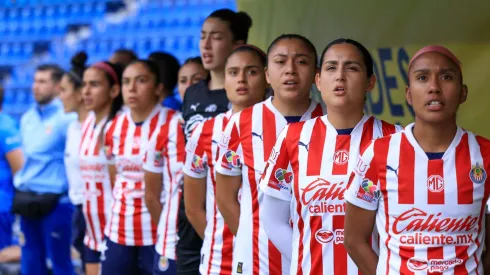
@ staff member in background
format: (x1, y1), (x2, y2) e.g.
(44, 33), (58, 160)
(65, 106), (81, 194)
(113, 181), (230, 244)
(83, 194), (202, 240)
(59, 51), (89, 270)
(0, 86), (23, 253)
(13, 64), (76, 275)
(148, 51), (182, 111)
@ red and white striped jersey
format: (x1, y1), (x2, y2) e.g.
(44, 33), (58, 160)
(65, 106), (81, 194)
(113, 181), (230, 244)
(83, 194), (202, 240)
(104, 105), (178, 246)
(142, 111), (185, 260)
(215, 97), (325, 275)
(345, 123), (490, 275)
(183, 110), (234, 275)
(260, 115), (401, 275)
(79, 112), (113, 251)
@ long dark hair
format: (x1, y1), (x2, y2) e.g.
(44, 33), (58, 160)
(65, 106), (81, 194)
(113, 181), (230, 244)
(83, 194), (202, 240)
(319, 38), (374, 77)
(65, 51), (88, 88)
(207, 9), (253, 43)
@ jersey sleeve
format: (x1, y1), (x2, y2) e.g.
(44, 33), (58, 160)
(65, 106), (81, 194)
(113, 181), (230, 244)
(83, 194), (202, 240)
(215, 114), (242, 177)
(183, 122), (208, 179)
(143, 125), (165, 174)
(260, 126), (293, 201)
(345, 141), (381, 211)
(103, 119), (117, 165)
(165, 116), (186, 177)
(0, 126), (21, 155)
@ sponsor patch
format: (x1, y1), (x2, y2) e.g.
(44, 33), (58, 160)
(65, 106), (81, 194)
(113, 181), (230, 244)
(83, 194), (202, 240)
(153, 151), (164, 167)
(356, 178), (380, 203)
(221, 150), (241, 169)
(191, 155), (206, 173)
(237, 262), (243, 274)
(407, 257), (463, 273)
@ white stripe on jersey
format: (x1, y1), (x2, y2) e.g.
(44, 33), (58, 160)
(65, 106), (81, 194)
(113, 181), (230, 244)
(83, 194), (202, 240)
(79, 112), (113, 251)
(346, 123), (490, 275)
(184, 111), (234, 274)
(143, 113), (185, 260)
(105, 104), (178, 246)
(260, 115), (400, 275)
(215, 97), (325, 275)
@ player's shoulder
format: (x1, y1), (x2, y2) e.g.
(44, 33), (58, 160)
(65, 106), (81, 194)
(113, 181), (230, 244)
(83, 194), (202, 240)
(372, 117), (403, 135)
(468, 129), (490, 150)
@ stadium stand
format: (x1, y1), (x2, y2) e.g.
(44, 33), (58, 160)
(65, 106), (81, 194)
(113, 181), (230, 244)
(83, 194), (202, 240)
(0, 0), (236, 121)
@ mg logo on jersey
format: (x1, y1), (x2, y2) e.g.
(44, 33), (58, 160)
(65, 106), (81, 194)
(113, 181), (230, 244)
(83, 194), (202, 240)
(427, 175), (444, 192)
(333, 150), (349, 165)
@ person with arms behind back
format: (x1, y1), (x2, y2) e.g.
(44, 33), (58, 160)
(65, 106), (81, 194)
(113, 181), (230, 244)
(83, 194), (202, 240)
(13, 64), (76, 275)
(344, 46), (490, 274)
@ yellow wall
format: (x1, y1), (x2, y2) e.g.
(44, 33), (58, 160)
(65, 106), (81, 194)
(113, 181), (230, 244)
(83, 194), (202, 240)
(237, 0), (490, 137)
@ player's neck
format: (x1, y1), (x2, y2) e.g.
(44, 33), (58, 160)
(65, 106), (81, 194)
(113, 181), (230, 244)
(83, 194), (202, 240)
(327, 110), (364, 130)
(209, 70), (225, 91)
(76, 105), (88, 123)
(272, 96), (311, 117)
(129, 103), (157, 124)
(412, 119), (458, 153)
(95, 104), (111, 125)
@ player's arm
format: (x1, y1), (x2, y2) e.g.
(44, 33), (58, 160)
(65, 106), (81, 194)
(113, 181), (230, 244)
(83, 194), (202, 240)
(104, 120), (117, 189)
(184, 175), (207, 239)
(344, 142), (379, 275)
(143, 127), (166, 225)
(483, 211), (490, 273)
(259, 126), (294, 260)
(6, 149), (23, 175)
(215, 118), (242, 235)
(0, 127), (23, 175)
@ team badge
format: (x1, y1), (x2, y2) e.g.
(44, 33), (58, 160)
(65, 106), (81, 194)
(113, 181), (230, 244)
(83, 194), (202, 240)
(191, 155), (206, 173)
(470, 162), (487, 184)
(158, 256), (169, 271)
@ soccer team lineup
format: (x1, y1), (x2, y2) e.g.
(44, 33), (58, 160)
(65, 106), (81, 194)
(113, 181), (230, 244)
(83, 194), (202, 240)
(2, 6), (490, 275)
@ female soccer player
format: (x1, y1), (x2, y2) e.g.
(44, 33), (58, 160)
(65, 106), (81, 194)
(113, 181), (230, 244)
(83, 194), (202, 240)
(260, 39), (401, 275)
(182, 9), (252, 139)
(215, 34), (325, 275)
(102, 60), (182, 275)
(177, 57), (207, 101)
(344, 46), (490, 275)
(79, 60), (123, 275)
(184, 45), (268, 275)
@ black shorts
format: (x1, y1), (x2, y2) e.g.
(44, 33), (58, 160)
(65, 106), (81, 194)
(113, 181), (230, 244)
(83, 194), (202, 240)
(176, 248), (200, 275)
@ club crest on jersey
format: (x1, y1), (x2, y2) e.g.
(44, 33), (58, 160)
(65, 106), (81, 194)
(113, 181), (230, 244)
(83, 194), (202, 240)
(333, 149), (349, 165)
(222, 150), (241, 169)
(469, 162), (487, 184)
(158, 256), (169, 271)
(427, 175), (444, 192)
(154, 151), (164, 167)
(356, 179), (380, 203)
(191, 155), (206, 173)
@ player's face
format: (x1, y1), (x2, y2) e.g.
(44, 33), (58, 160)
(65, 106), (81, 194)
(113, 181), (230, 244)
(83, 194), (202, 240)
(59, 74), (82, 113)
(406, 52), (467, 125)
(316, 43), (375, 111)
(122, 62), (160, 113)
(82, 67), (117, 113)
(225, 51), (267, 109)
(200, 18), (236, 71)
(266, 39), (316, 103)
(178, 62), (208, 99)
(32, 70), (59, 105)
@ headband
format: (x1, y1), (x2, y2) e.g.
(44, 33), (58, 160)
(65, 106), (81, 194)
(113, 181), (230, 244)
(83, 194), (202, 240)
(408, 45), (461, 72)
(92, 62), (119, 84)
(237, 44), (267, 59)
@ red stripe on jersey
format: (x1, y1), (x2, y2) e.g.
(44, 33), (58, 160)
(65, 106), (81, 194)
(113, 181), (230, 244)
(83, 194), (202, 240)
(427, 159), (445, 204)
(456, 133), (473, 204)
(309, 216), (323, 275)
(81, 118), (93, 155)
(133, 181), (144, 245)
(118, 117), (129, 155)
(427, 247), (444, 275)
(373, 137), (391, 275)
(398, 246), (414, 275)
(289, 123), (305, 275)
(117, 181), (127, 244)
(219, 225), (234, 274)
(176, 123), (186, 162)
(360, 117), (374, 155)
(398, 134), (415, 204)
(161, 123), (173, 249)
(454, 246), (469, 275)
(311, 104), (324, 119)
(132, 126), (142, 155)
(239, 109), (261, 275)
(96, 182), (106, 250)
(85, 127), (95, 156)
(148, 111), (160, 138)
(333, 215), (347, 275)
(332, 135), (351, 176)
(262, 105), (277, 160)
(380, 120), (397, 136)
(307, 119), (326, 176)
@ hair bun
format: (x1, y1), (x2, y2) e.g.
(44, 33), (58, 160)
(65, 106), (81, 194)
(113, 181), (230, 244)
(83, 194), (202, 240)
(71, 51), (88, 70)
(236, 11), (252, 30)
